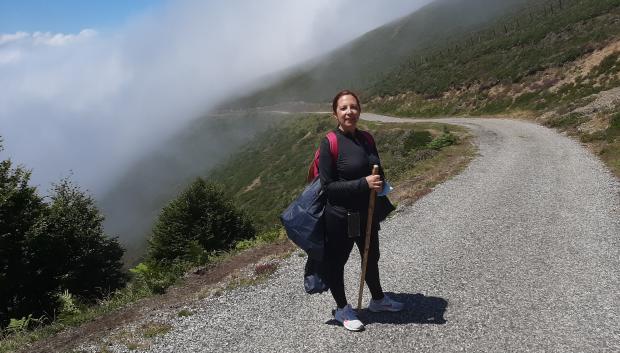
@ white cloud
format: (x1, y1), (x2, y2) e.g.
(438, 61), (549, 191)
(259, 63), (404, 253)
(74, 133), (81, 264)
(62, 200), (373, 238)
(0, 0), (432, 195)
(0, 31), (29, 45)
(31, 29), (97, 46)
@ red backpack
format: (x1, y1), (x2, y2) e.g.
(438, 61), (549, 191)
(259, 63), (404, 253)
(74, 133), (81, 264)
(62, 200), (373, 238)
(306, 130), (375, 183)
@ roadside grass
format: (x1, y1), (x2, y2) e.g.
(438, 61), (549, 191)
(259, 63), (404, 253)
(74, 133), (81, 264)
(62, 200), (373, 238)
(599, 140), (620, 177)
(577, 112), (620, 177)
(224, 261), (280, 291)
(141, 323), (172, 339)
(0, 280), (154, 353)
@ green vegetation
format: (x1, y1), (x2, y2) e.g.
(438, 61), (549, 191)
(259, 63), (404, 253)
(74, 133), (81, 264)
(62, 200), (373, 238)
(148, 178), (255, 264)
(123, 177), (257, 295)
(366, 0), (620, 115)
(0, 141), (127, 352)
(578, 112), (620, 176)
(210, 114), (461, 230)
(0, 142), (126, 331)
(374, 0), (620, 98)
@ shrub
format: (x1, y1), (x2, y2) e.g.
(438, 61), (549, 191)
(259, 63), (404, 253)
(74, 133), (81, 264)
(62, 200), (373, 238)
(129, 261), (185, 294)
(606, 112), (620, 141)
(580, 131), (606, 143)
(148, 178), (256, 263)
(56, 290), (81, 322)
(403, 130), (432, 151)
(428, 132), (457, 150)
(234, 229), (284, 251)
(26, 179), (127, 304)
(545, 113), (587, 129)
(5, 314), (43, 334)
(1, 141), (126, 328)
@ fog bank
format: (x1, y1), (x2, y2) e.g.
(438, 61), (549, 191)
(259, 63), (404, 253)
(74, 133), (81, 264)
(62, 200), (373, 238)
(0, 0), (432, 196)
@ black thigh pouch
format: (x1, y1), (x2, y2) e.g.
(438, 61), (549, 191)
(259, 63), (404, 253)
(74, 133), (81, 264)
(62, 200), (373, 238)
(347, 211), (361, 238)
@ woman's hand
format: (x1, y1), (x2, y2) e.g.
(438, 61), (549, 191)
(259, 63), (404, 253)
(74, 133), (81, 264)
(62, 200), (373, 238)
(365, 175), (383, 190)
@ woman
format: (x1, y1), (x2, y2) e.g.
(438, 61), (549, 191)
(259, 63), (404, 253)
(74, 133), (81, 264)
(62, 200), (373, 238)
(319, 90), (403, 332)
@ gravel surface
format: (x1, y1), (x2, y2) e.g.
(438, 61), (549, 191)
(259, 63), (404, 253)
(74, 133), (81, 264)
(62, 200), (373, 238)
(86, 116), (620, 353)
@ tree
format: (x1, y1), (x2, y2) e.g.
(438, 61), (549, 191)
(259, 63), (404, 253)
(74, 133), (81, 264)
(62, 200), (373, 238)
(0, 139), (126, 328)
(149, 178), (255, 263)
(0, 143), (45, 327)
(26, 179), (127, 304)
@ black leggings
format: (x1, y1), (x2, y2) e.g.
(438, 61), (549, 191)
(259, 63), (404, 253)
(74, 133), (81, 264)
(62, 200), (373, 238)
(326, 228), (384, 308)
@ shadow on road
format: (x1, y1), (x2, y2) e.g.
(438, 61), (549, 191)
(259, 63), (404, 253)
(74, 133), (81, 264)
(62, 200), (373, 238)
(325, 292), (448, 327)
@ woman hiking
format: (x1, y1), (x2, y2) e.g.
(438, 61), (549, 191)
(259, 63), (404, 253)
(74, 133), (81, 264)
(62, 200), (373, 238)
(319, 90), (404, 331)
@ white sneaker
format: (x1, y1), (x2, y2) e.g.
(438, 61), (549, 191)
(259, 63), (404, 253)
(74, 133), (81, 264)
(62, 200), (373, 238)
(334, 304), (364, 331)
(368, 294), (405, 312)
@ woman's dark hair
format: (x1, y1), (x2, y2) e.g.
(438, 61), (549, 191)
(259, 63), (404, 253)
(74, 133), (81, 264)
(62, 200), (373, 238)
(332, 90), (361, 114)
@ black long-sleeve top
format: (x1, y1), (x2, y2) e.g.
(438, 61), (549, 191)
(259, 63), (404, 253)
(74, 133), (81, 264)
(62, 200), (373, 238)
(318, 128), (383, 213)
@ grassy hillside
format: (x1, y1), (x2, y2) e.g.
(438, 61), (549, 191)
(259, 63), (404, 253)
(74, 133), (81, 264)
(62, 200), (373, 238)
(227, 0), (534, 108)
(366, 0), (620, 114)
(209, 114), (474, 231)
(364, 0), (620, 176)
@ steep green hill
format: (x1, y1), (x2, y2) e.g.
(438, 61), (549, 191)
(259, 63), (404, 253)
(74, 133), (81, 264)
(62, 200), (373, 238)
(234, 0), (619, 109)
(367, 0), (620, 114)
(230, 0), (535, 107)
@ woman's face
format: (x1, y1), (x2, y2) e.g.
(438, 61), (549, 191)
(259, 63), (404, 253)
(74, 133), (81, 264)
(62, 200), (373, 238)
(334, 94), (360, 133)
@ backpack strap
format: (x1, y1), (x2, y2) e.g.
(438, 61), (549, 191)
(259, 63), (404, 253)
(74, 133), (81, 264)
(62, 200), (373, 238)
(307, 131), (339, 183)
(326, 130), (338, 162)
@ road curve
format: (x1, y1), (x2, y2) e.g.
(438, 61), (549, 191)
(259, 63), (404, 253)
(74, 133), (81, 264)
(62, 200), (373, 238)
(96, 115), (619, 353)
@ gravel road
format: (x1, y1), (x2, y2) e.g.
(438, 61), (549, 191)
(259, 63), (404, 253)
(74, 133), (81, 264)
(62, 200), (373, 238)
(93, 115), (619, 353)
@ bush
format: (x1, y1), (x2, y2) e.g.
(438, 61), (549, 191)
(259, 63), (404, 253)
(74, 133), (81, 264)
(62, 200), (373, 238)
(130, 261), (186, 294)
(545, 113), (588, 129)
(580, 131), (607, 143)
(428, 132), (457, 150)
(606, 112), (620, 141)
(148, 178), (256, 263)
(403, 130), (433, 151)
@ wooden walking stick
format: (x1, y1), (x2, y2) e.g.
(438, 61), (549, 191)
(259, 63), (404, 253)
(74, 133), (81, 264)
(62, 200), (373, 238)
(357, 164), (380, 310)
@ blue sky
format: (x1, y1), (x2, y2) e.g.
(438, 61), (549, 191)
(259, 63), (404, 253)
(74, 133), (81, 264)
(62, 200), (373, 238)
(0, 0), (165, 33)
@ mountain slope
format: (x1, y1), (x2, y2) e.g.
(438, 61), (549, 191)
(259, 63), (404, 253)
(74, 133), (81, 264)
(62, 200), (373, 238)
(230, 0), (538, 107)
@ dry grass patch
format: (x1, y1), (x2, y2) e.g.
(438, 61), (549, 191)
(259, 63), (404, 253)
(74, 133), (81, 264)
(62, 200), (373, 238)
(390, 137), (476, 206)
